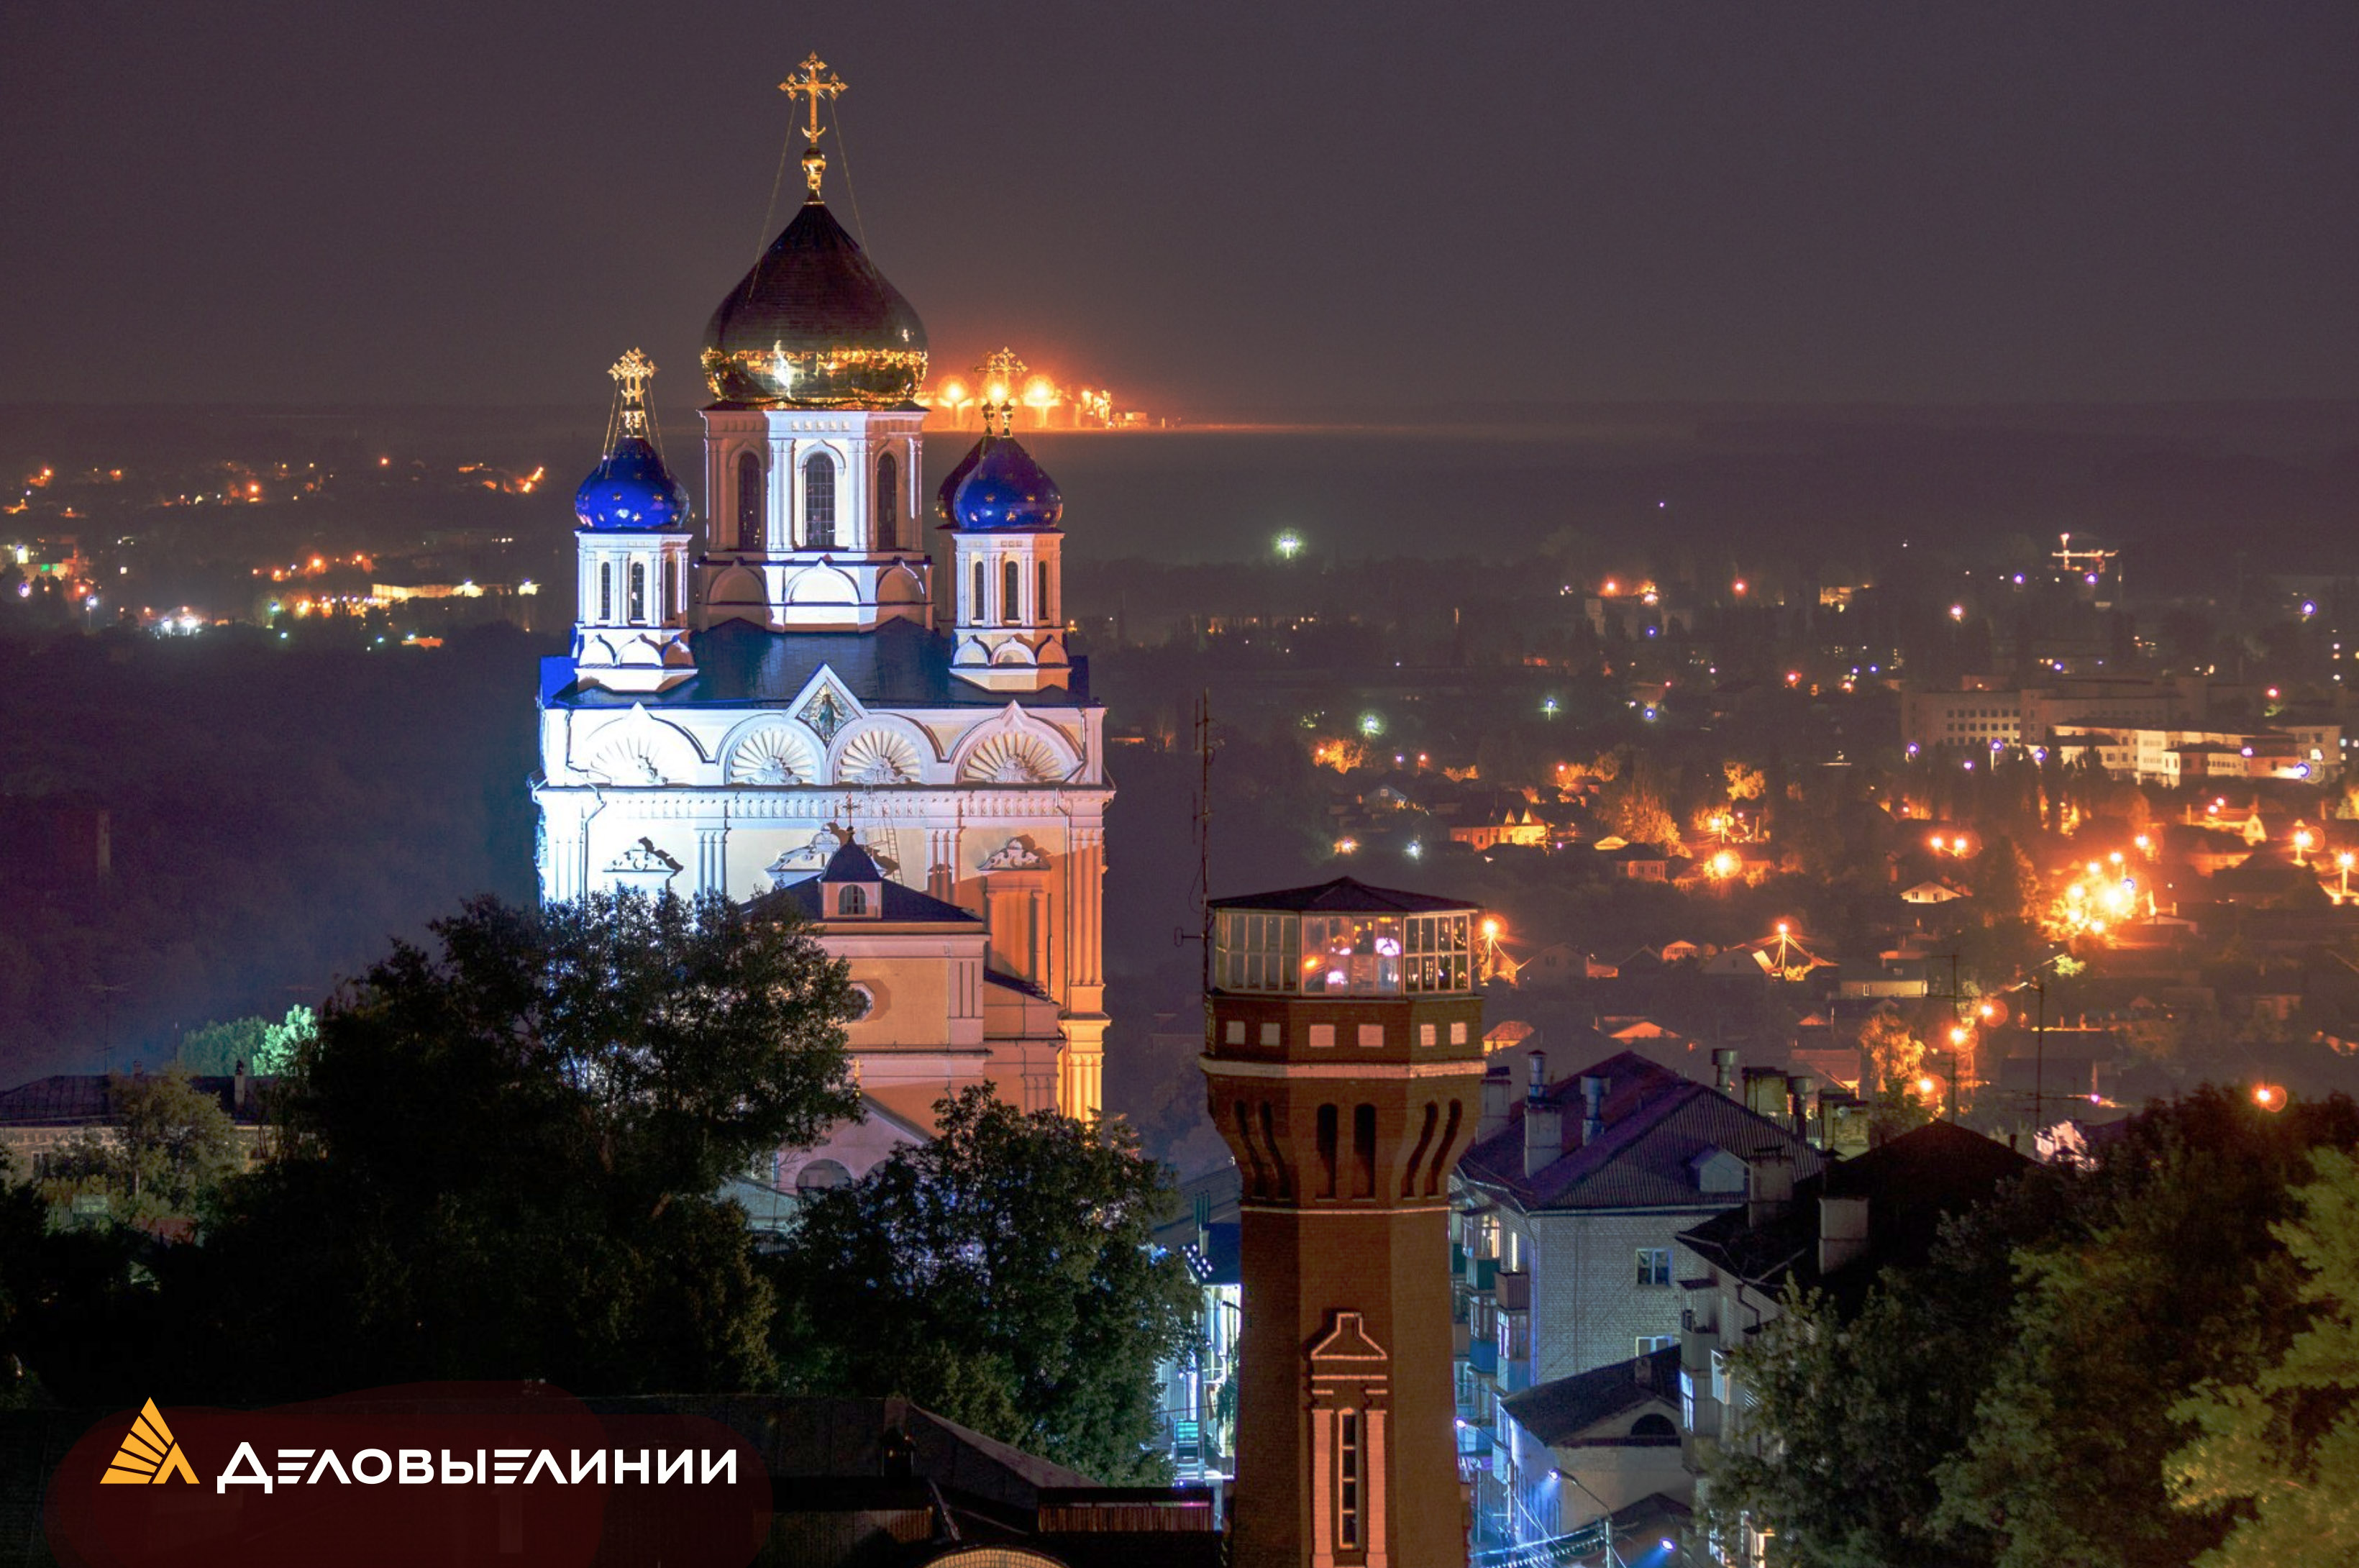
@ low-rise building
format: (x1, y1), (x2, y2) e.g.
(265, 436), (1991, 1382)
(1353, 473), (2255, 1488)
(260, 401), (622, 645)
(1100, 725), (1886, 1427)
(1452, 1050), (1825, 1539)
(1494, 1346), (1690, 1554)
(1674, 1121), (2030, 1566)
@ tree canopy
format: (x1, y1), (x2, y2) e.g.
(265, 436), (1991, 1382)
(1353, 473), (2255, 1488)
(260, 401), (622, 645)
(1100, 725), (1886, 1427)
(1711, 1088), (2359, 1568)
(771, 1085), (1197, 1483)
(189, 890), (861, 1402)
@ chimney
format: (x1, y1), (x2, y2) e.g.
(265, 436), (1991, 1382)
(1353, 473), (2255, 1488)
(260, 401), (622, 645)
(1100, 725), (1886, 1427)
(1790, 1072), (1817, 1142)
(1579, 1075), (1608, 1144)
(1712, 1047), (1740, 1095)
(1479, 1062), (1514, 1141)
(1523, 1050), (1563, 1177)
(233, 1059), (250, 1113)
(1819, 1193), (1870, 1275)
(1746, 1149), (1794, 1228)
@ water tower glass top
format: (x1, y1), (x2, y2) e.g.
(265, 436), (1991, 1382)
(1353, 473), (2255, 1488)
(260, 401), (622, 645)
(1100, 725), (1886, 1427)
(1209, 878), (1475, 997)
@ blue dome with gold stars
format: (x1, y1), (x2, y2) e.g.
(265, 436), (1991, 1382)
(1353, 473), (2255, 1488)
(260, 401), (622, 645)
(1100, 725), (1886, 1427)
(573, 435), (689, 531)
(947, 435), (1062, 532)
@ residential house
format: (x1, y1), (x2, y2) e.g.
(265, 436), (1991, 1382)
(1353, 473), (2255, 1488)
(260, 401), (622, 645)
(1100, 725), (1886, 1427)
(1451, 1051), (1825, 1531)
(1675, 1121), (2030, 1566)
(1493, 1347), (1691, 1556)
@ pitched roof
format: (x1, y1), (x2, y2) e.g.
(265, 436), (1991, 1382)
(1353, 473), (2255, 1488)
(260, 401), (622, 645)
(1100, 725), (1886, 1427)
(1459, 1051), (1824, 1211)
(0, 1073), (273, 1129)
(1676, 1118), (2030, 1305)
(821, 842), (882, 883)
(756, 874), (981, 927)
(1208, 876), (1473, 914)
(1500, 1347), (1682, 1446)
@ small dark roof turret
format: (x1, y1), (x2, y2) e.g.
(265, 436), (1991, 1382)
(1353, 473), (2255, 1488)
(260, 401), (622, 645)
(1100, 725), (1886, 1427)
(1209, 877), (1474, 915)
(821, 842), (883, 883)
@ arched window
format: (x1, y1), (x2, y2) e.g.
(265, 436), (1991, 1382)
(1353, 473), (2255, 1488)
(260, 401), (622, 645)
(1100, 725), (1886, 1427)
(875, 450), (899, 551)
(1003, 558), (1022, 624)
(795, 1159), (852, 1193)
(804, 452), (836, 549)
(628, 560), (647, 623)
(735, 452), (763, 552)
(1038, 560), (1051, 626)
(597, 561), (612, 621)
(973, 560), (987, 622)
(836, 885), (867, 916)
(1630, 1414), (1676, 1439)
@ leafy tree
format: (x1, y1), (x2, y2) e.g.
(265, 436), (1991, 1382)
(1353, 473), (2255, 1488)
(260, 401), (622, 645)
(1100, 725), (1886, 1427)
(2167, 1147), (2359, 1566)
(191, 890), (860, 1402)
(1599, 750), (1681, 849)
(1712, 1091), (2359, 1568)
(178, 1006), (316, 1076)
(38, 1065), (245, 1221)
(1858, 1005), (1933, 1143)
(772, 1085), (1197, 1482)
(1933, 1090), (2359, 1568)
(0, 1148), (50, 1407)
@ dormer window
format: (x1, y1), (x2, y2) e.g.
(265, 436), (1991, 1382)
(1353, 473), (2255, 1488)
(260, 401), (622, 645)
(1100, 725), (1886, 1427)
(836, 884), (867, 916)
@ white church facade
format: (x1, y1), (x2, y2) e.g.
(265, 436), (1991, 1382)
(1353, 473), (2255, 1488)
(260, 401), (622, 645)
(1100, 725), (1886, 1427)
(532, 63), (1110, 1153)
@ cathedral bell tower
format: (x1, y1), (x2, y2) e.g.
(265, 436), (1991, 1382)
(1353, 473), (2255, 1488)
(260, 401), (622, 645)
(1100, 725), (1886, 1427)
(1205, 880), (1484, 1568)
(698, 54), (930, 633)
(570, 349), (696, 694)
(938, 350), (1069, 693)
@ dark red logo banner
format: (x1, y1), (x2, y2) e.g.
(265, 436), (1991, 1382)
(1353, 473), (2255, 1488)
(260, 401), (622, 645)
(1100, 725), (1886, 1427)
(46, 1383), (772, 1568)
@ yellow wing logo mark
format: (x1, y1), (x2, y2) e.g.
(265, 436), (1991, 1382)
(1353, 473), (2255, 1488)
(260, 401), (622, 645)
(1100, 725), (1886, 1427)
(99, 1399), (198, 1485)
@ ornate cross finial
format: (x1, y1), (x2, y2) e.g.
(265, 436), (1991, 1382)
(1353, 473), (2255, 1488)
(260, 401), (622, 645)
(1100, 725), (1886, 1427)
(975, 347), (1026, 437)
(780, 53), (847, 142)
(608, 348), (657, 435)
(780, 53), (848, 198)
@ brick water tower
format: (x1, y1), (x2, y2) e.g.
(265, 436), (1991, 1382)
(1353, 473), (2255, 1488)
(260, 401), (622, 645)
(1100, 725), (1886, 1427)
(1205, 878), (1486, 1568)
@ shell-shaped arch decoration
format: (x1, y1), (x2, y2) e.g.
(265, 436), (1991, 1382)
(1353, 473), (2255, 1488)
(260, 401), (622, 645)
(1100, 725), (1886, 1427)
(585, 730), (679, 785)
(836, 728), (923, 786)
(726, 724), (819, 786)
(960, 731), (1065, 785)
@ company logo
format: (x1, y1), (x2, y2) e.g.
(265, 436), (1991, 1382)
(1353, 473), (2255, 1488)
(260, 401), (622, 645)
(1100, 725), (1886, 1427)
(100, 1400), (199, 1486)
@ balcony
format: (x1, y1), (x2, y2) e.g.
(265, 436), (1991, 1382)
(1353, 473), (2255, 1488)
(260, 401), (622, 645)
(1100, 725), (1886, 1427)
(1473, 1257), (1497, 1292)
(1495, 1269), (1530, 1312)
(1468, 1339), (1498, 1376)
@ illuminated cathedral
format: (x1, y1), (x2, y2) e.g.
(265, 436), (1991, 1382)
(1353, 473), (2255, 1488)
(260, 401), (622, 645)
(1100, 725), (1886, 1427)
(532, 58), (1110, 1164)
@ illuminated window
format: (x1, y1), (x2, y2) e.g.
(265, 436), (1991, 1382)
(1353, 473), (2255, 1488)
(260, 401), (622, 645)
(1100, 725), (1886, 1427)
(875, 450), (898, 550)
(628, 561), (646, 623)
(735, 452), (763, 551)
(804, 452), (836, 549)
(1637, 1334), (1678, 1354)
(1004, 558), (1022, 624)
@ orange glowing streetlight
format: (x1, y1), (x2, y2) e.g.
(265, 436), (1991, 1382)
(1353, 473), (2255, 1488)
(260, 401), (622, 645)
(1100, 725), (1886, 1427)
(2253, 1083), (2286, 1113)
(2294, 823), (2315, 867)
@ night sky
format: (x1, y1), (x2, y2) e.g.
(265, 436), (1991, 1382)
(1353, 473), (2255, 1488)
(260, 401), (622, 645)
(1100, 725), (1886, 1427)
(4, 1), (2357, 414)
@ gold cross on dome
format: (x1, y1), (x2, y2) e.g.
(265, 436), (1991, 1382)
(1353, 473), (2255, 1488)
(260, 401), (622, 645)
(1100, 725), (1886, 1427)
(608, 348), (657, 405)
(975, 348), (1026, 436)
(608, 348), (656, 434)
(780, 54), (847, 145)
